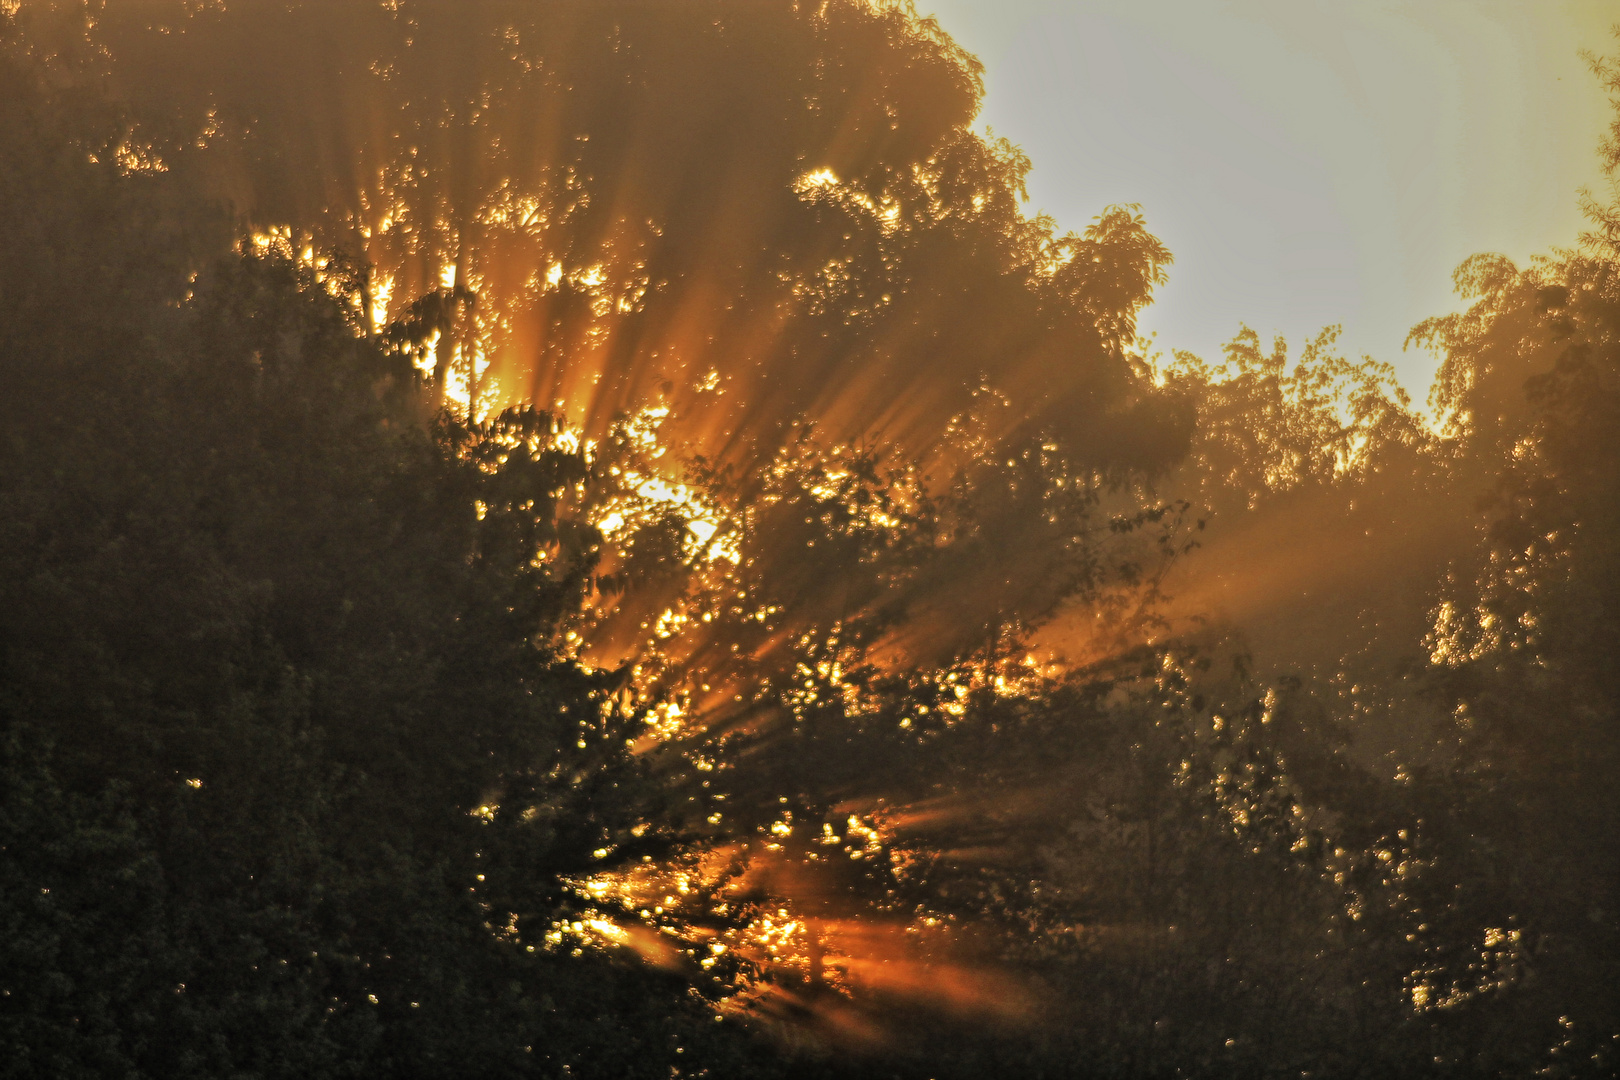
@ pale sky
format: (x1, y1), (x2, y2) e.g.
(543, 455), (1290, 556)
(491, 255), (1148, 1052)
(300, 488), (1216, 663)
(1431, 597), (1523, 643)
(922, 0), (1617, 396)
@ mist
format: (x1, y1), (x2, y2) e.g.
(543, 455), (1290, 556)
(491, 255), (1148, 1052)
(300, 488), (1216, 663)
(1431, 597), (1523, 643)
(0, 3), (1614, 1078)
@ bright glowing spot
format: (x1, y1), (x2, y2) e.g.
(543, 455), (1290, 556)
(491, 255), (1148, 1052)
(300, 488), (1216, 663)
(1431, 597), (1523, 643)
(370, 273), (395, 333)
(114, 139), (169, 175)
(797, 167), (840, 189)
(413, 329), (442, 379)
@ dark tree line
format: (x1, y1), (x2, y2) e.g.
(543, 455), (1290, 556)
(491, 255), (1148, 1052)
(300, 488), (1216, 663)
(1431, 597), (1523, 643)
(0, 3), (1615, 1078)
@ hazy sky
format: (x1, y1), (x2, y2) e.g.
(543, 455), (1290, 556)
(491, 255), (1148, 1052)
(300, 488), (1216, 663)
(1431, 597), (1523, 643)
(921, 0), (1616, 395)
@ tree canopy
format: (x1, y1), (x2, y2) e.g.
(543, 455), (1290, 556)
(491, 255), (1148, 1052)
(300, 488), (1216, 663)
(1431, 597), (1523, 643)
(0, 3), (1615, 1078)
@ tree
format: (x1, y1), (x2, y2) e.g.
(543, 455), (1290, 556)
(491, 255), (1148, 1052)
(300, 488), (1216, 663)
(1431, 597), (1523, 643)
(7, 2), (1618, 1077)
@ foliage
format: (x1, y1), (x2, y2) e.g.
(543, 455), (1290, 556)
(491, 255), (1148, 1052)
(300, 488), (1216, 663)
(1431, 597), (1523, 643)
(1, 4), (1618, 1080)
